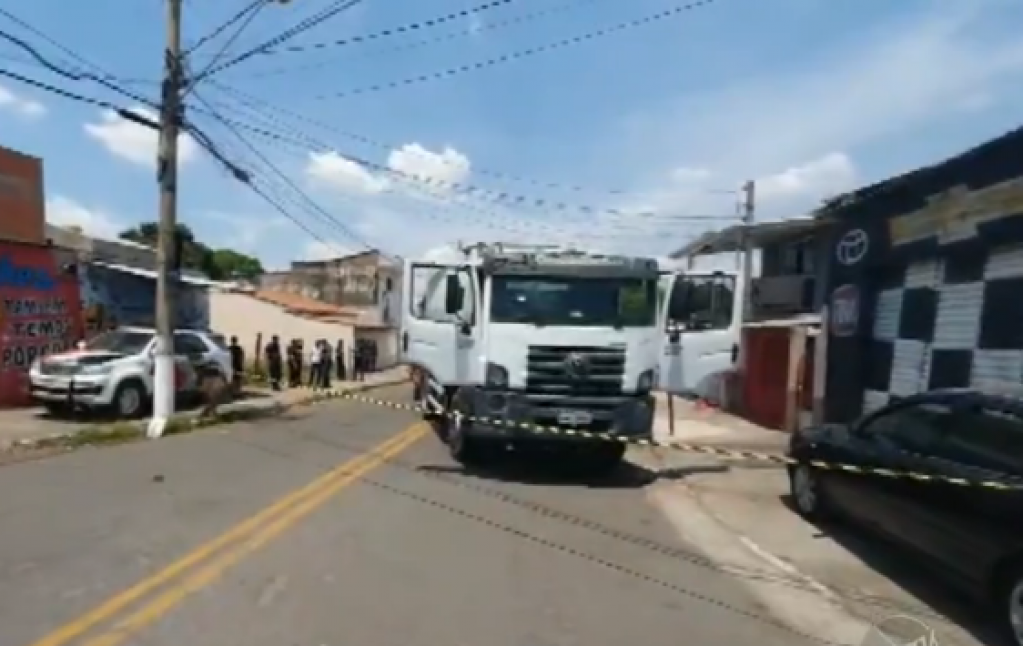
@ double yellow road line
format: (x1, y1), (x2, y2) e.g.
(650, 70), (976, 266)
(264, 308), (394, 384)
(27, 423), (427, 646)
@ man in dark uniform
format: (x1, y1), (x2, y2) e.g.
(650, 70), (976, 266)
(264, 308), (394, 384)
(265, 335), (283, 391)
(320, 340), (333, 389)
(228, 336), (245, 395)
(335, 339), (346, 381)
(286, 339), (301, 388)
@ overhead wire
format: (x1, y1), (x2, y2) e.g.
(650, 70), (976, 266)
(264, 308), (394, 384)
(245, 0), (613, 80)
(205, 81), (739, 199)
(183, 0), (268, 97)
(0, 69), (159, 128)
(185, 0), (268, 56)
(302, 0), (722, 100)
(191, 0), (367, 84)
(189, 87), (381, 254)
(187, 94), (736, 225)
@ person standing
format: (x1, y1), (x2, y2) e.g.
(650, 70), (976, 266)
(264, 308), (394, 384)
(308, 340), (322, 388)
(320, 339), (333, 389)
(265, 335), (283, 391)
(335, 339), (346, 381)
(228, 336), (245, 395)
(286, 340), (301, 388)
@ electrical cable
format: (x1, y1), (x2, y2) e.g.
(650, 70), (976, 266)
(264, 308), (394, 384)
(187, 99), (735, 225)
(189, 88), (381, 254)
(210, 81), (738, 197)
(191, 0), (366, 84)
(307, 0), (721, 100)
(256, 0), (522, 53)
(246, 0), (611, 80)
(0, 69), (159, 128)
(185, 0), (268, 56)
(183, 0), (268, 96)
(0, 27), (159, 108)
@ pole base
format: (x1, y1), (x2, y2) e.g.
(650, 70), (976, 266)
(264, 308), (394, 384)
(149, 353), (177, 439)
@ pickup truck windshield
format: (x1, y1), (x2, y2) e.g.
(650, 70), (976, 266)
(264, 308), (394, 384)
(490, 276), (657, 327)
(86, 330), (152, 354)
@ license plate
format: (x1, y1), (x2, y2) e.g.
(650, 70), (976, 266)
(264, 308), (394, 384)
(557, 410), (592, 426)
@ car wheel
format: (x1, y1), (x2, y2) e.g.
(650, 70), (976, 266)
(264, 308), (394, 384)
(112, 380), (147, 419)
(789, 464), (830, 520)
(1001, 569), (1023, 646)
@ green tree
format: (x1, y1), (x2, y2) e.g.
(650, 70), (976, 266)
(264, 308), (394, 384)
(118, 222), (264, 281)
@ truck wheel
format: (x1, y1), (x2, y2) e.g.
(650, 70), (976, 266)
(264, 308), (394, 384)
(112, 380), (148, 419)
(447, 411), (492, 467)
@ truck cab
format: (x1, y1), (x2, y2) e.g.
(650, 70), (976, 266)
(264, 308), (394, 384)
(400, 243), (662, 473)
(657, 269), (743, 405)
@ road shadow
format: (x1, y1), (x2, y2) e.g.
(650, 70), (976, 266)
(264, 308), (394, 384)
(34, 389), (267, 424)
(778, 494), (1005, 646)
(418, 452), (658, 489)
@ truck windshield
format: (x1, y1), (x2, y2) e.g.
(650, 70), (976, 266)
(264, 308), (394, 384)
(666, 274), (736, 331)
(490, 276), (657, 327)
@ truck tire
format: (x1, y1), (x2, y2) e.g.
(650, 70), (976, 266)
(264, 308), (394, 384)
(446, 390), (494, 467)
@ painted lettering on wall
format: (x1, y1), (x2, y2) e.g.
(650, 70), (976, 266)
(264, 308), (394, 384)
(1, 295), (76, 368)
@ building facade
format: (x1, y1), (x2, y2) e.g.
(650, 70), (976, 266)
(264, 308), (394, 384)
(822, 126), (1023, 423)
(260, 249), (400, 327)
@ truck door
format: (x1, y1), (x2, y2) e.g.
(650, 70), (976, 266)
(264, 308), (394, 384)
(659, 272), (740, 402)
(400, 260), (479, 388)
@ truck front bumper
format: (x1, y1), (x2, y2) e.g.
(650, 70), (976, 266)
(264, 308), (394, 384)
(455, 387), (654, 443)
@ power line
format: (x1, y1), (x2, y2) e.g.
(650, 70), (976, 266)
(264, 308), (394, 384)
(189, 88), (380, 254)
(183, 0), (268, 96)
(185, 0), (267, 56)
(305, 0), (722, 100)
(255, 0), (521, 54)
(245, 0), (610, 80)
(0, 69), (159, 127)
(192, 0), (366, 84)
(0, 26), (158, 108)
(188, 96), (736, 223)
(208, 81), (737, 197)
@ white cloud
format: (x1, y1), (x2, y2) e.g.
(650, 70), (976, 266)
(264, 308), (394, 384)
(45, 196), (124, 239)
(388, 143), (471, 189)
(0, 83), (45, 119)
(756, 153), (858, 205)
(84, 106), (198, 167)
(305, 143), (472, 198)
(306, 151), (389, 195)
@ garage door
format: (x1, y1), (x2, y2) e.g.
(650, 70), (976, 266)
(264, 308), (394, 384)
(862, 243), (1023, 414)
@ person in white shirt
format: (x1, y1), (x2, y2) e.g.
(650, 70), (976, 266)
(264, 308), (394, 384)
(308, 340), (322, 387)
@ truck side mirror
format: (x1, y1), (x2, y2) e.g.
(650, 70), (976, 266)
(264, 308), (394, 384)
(444, 274), (464, 314)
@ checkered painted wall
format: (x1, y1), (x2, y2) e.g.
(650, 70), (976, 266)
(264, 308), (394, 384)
(862, 243), (1023, 413)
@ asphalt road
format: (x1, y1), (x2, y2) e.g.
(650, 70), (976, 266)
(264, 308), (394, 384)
(0, 384), (819, 646)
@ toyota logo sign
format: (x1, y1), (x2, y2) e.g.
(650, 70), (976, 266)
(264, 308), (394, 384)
(836, 228), (869, 266)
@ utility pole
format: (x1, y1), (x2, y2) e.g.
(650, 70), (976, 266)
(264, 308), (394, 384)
(148, 0), (184, 439)
(740, 180), (755, 325)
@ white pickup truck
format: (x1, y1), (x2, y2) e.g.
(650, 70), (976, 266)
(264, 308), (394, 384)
(28, 326), (233, 418)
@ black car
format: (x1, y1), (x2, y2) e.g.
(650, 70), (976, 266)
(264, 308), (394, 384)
(787, 389), (1023, 645)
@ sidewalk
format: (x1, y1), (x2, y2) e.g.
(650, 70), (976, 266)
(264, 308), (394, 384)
(652, 391), (789, 451)
(0, 367), (410, 452)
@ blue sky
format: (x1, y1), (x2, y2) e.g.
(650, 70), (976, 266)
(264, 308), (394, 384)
(1, 0), (1022, 270)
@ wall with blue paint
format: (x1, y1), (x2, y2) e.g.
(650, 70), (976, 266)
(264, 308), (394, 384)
(78, 264), (209, 335)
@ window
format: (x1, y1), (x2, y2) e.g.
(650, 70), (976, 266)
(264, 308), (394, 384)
(489, 276), (657, 327)
(942, 406), (1023, 475)
(409, 265), (475, 323)
(173, 333), (208, 356)
(861, 402), (952, 454)
(666, 274), (735, 331)
(86, 330), (153, 355)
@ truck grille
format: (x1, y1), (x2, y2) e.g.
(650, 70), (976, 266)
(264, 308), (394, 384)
(525, 345), (625, 410)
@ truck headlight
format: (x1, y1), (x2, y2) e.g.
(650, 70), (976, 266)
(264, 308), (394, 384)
(485, 362), (509, 388)
(636, 370), (655, 394)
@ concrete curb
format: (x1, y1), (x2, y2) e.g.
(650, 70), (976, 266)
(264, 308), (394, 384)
(0, 377), (411, 454)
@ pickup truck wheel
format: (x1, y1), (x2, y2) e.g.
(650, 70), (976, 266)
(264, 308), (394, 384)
(112, 380), (148, 419)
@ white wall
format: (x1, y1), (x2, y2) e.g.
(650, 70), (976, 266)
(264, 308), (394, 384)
(209, 291), (355, 357)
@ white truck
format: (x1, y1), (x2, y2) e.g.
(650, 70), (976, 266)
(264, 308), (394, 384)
(401, 243), (664, 473)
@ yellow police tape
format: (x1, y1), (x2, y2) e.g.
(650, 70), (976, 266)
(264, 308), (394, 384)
(292, 386), (1022, 491)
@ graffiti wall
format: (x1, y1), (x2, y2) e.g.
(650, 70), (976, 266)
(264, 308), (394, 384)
(78, 264), (210, 335)
(0, 242), (84, 407)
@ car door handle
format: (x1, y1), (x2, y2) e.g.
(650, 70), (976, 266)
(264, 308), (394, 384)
(401, 332), (409, 351)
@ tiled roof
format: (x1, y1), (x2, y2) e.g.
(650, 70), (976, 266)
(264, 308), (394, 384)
(253, 290), (391, 330)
